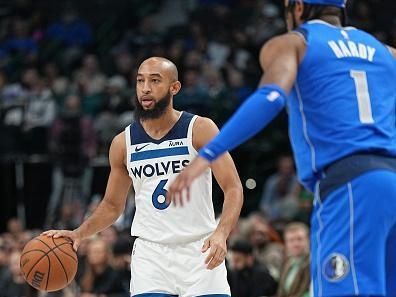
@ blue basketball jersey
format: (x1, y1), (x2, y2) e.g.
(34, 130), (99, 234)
(288, 20), (396, 191)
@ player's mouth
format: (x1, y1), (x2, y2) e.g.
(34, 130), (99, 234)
(141, 97), (155, 108)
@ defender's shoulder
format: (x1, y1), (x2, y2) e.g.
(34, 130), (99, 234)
(262, 33), (305, 52)
(259, 33), (306, 71)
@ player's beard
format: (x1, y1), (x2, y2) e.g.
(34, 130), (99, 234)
(134, 91), (172, 121)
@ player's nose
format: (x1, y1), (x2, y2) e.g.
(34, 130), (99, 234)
(142, 81), (151, 93)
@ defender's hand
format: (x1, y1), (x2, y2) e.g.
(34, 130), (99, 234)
(41, 229), (82, 252)
(202, 231), (227, 270)
(167, 156), (210, 207)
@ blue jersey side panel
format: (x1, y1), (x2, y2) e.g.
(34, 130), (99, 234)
(288, 20), (396, 190)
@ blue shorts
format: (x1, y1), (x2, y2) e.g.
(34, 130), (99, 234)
(311, 170), (396, 297)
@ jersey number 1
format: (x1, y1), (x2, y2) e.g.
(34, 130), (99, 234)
(350, 70), (374, 124)
(152, 179), (170, 210)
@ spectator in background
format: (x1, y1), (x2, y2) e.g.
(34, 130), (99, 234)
(77, 238), (128, 297)
(201, 65), (232, 125)
(246, 213), (284, 280)
(228, 238), (277, 297)
(246, 0), (284, 46)
(52, 201), (83, 231)
(46, 5), (92, 48)
(260, 155), (299, 220)
(99, 226), (118, 248)
(22, 67), (56, 154)
(73, 54), (107, 116)
(0, 250), (38, 297)
(0, 238), (8, 282)
(111, 235), (133, 293)
(225, 65), (254, 104)
(45, 3), (92, 71)
(0, 70), (26, 154)
(46, 94), (96, 227)
(277, 222), (310, 297)
(174, 67), (210, 116)
(42, 61), (71, 101)
(112, 50), (135, 82)
(95, 75), (132, 155)
(1, 18), (38, 67)
(5, 217), (24, 241)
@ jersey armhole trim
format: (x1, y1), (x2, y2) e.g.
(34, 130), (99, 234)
(188, 115), (199, 155)
(125, 125), (133, 175)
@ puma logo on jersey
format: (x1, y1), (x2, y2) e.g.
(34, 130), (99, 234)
(169, 140), (184, 147)
(131, 159), (190, 178)
(328, 40), (376, 62)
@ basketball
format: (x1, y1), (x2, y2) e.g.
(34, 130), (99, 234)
(20, 235), (78, 292)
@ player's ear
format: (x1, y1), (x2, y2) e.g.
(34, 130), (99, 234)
(295, 0), (304, 19)
(170, 81), (181, 96)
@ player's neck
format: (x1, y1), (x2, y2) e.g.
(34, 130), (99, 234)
(318, 15), (342, 27)
(140, 108), (181, 140)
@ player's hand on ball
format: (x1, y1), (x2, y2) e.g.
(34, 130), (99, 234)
(41, 229), (82, 252)
(167, 156), (210, 206)
(202, 231), (227, 270)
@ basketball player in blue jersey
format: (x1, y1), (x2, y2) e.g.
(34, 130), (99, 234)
(43, 57), (243, 297)
(169, 1), (396, 296)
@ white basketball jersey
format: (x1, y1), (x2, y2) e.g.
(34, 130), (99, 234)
(125, 112), (216, 244)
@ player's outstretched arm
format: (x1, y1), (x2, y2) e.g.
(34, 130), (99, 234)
(43, 132), (132, 250)
(167, 33), (304, 200)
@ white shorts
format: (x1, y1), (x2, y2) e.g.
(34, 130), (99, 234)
(130, 237), (231, 297)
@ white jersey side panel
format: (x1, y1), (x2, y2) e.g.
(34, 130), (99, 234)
(125, 112), (216, 244)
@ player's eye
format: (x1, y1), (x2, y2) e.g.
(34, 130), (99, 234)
(152, 79), (160, 83)
(137, 78), (144, 83)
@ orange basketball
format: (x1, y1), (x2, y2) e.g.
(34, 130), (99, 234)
(20, 235), (78, 292)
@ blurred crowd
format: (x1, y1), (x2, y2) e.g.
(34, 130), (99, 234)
(0, 214), (311, 297)
(0, 0), (395, 296)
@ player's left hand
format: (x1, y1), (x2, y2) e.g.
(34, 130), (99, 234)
(167, 156), (210, 207)
(202, 231), (227, 270)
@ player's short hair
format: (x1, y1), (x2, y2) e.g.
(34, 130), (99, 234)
(287, 3), (346, 25)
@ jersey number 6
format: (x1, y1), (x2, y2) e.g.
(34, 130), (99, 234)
(152, 179), (170, 210)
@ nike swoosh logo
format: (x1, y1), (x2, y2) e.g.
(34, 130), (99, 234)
(135, 144), (150, 152)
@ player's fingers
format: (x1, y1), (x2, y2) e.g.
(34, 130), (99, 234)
(178, 191), (184, 207)
(205, 246), (217, 264)
(42, 230), (64, 237)
(165, 191), (171, 205)
(41, 230), (53, 236)
(173, 191), (178, 207)
(208, 248), (222, 267)
(167, 178), (180, 204)
(72, 239), (80, 252)
(207, 249), (225, 270)
(54, 230), (73, 239)
(201, 239), (210, 253)
(186, 186), (190, 202)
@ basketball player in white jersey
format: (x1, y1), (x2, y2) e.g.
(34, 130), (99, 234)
(43, 57), (243, 297)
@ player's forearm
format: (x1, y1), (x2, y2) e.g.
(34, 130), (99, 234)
(215, 186), (243, 238)
(75, 199), (123, 239)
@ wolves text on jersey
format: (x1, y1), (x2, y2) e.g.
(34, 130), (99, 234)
(131, 159), (190, 178)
